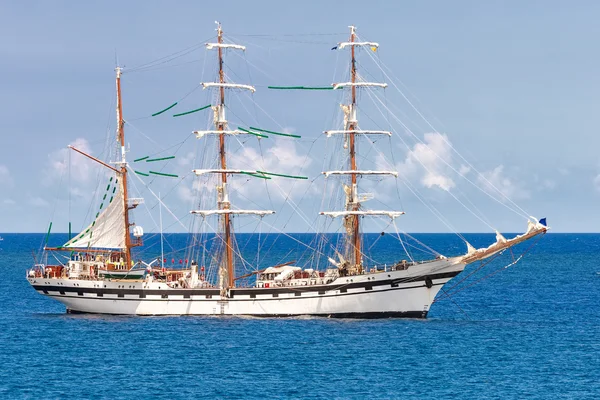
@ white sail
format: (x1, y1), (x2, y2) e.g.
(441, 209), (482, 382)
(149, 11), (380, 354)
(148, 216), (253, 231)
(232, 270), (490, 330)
(323, 170), (398, 177)
(191, 209), (274, 216)
(194, 130), (247, 139)
(324, 130), (392, 137)
(205, 43), (246, 51)
(193, 169), (256, 176)
(320, 210), (405, 218)
(63, 185), (125, 249)
(337, 41), (379, 49)
(202, 83), (256, 92)
(332, 82), (387, 90)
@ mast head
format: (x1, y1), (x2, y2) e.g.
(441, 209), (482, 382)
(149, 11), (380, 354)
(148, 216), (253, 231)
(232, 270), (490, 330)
(115, 66), (122, 79)
(215, 20), (222, 36)
(349, 25), (356, 36)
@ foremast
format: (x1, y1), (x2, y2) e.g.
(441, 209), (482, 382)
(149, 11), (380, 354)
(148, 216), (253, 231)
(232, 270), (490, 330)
(321, 26), (401, 275)
(45, 68), (140, 263)
(115, 67), (139, 268)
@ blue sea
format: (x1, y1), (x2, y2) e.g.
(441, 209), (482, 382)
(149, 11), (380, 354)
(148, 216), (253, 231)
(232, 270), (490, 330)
(0, 233), (599, 399)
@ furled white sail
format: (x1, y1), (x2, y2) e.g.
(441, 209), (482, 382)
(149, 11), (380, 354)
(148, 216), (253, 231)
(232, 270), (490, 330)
(324, 130), (392, 137)
(337, 41), (379, 49)
(320, 210), (405, 218)
(202, 83), (256, 92)
(332, 82), (387, 90)
(191, 209), (274, 216)
(205, 43), (246, 51)
(63, 187), (125, 249)
(323, 170), (398, 177)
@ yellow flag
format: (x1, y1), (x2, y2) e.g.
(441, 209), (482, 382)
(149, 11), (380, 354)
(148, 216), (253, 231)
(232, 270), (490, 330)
(371, 46), (377, 52)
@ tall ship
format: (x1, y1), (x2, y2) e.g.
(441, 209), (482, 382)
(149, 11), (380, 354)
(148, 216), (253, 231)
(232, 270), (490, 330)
(27, 24), (548, 317)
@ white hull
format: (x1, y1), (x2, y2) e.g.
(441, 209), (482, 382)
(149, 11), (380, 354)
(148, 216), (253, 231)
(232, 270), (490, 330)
(29, 258), (465, 318)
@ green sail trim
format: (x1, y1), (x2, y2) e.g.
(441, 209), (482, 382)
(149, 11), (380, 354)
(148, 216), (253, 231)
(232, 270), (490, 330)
(149, 171), (179, 178)
(146, 156), (175, 162)
(103, 194), (107, 200)
(241, 171), (271, 180)
(172, 104), (211, 117)
(106, 184), (111, 191)
(134, 170), (150, 177)
(237, 127), (269, 139)
(134, 156), (149, 162)
(113, 187), (116, 193)
(249, 127), (301, 139)
(45, 222), (52, 245)
(256, 170), (308, 180)
(152, 102), (178, 117)
(268, 86), (334, 90)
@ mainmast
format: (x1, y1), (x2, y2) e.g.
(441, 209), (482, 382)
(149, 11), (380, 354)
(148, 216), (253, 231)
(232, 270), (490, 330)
(192, 22), (274, 297)
(347, 26), (361, 273)
(215, 23), (235, 292)
(115, 67), (133, 268)
(321, 26), (401, 275)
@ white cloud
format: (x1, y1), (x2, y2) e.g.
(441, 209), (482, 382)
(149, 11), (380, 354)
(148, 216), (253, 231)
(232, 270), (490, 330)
(398, 132), (456, 191)
(478, 165), (530, 201)
(0, 165), (13, 186)
(229, 136), (314, 201)
(44, 138), (93, 185)
(541, 179), (556, 190)
(594, 174), (600, 192)
(177, 152), (195, 167)
(177, 179), (209, 203)
(3, 198), (15, 205)
(28, 196), (50, 208)
(459, 165), (471, 176)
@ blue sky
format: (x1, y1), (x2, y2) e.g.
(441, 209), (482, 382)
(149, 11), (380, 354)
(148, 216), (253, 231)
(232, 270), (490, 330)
(1, 0), (599, 233)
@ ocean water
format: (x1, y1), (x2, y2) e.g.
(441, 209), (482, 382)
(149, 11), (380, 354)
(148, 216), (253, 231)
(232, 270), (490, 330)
(0, 233), (598, 399)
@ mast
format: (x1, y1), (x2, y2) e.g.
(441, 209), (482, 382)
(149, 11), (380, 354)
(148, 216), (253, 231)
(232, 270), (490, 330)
(321, 26), (396, 275)
(216, 23), (234, 292)
(346, 26), (362, 273)
(115, 67), (133, 268)
(193, 23), (274, 295)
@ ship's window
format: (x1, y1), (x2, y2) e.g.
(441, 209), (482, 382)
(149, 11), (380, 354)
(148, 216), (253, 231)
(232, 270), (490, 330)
(42, 290), (48, 294)
(161, 294), (168, 299)
(183, 294), (190, 299)
(250, 294), (256, 299)
(118, 293), (124, 298)
(365, 285), (373, 291)
(59, 291), (65, 295)
(272, 293), (279, 298)
(391, 283), (398, 288)
(340, 288), (347, 293)
(295, 292), (301, 297)
(318, 291), (325, 295)
(97, 293), (103, 297)
(139, 294), (145, 299)
(77, 291), (83, 296)
(206, 295), (212, 299)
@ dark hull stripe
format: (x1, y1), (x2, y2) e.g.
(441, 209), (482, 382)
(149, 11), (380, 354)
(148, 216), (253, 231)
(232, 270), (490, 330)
(66, 309), (428, 319)
(32, 270), (461, 298)
(41, 281), (448, 303)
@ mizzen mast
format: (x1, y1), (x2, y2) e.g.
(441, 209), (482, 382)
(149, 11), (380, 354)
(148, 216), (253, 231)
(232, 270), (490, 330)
(321, 26), (400, 275)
